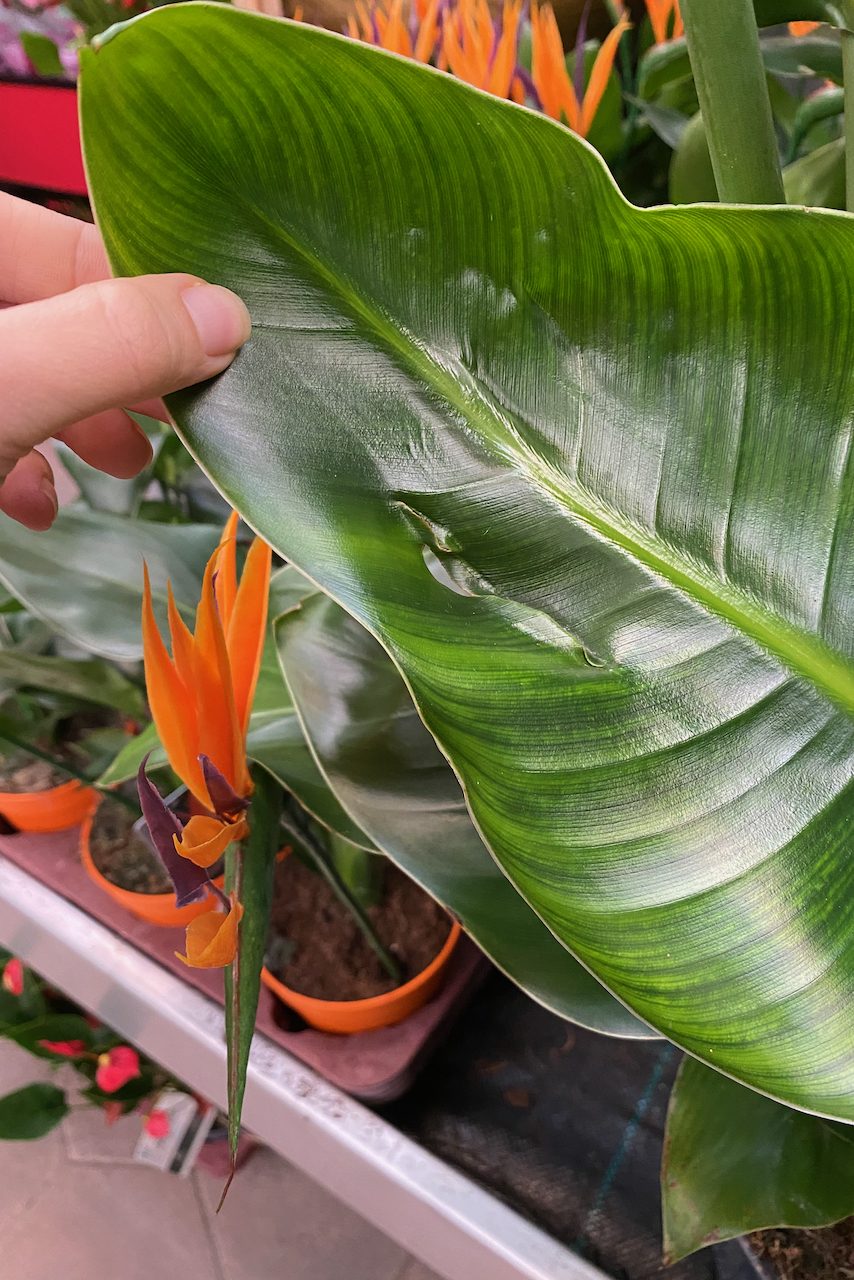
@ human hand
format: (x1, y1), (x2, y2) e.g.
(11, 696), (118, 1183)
(0, 192), (251, 531)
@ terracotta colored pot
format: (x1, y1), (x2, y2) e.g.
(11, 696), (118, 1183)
(0, 778), (98, 833)
(261, 920), (462, 1034)
(79, 811), (220, 928)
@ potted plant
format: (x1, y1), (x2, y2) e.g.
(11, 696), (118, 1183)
(76, 0), (854, 1251)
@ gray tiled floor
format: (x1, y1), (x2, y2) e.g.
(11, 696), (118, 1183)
(0, 1040), (445, 1280)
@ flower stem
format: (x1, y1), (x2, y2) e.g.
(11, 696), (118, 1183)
(679, 0), (784, 204)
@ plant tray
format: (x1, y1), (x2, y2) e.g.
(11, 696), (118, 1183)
(0, 825), (490, 1102)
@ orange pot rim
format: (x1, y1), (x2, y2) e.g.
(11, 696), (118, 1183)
(79, 809), (223, 909)
(0, 777), (88, 800)
(262, 918), (461, 1015)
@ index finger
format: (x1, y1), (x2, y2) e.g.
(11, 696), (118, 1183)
(0, 191), (111, 305)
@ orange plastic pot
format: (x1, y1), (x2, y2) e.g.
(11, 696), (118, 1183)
(0, 778), (98, 833)
(79, 811), (221, 928)
(261, 920), (461, 1034)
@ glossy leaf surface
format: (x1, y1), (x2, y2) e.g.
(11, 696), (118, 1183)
(663, 1057), (854, 1260)
(0, 652), (145, 718)
(83, 7), (854, 1116)
(276, 593), (653, 1036)
(0, 1083), (68, 1140)
(0, 508), (218, 661)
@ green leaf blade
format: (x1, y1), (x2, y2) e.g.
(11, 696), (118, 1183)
(81, 7), (854, 1118)
(0, 1083), (69, 1140)
(663, 1057), (854, 1260)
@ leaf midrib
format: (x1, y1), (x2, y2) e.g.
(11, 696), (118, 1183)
(247, 204), (854, 717)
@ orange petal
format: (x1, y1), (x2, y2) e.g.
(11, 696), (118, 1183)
(348, 13), (360, 38)
(214, 512), (239, 636)
(789, 20), (820, 37)
(173, 815), (249, 868)
(227, 536), (272, 742)
(167, 583), (195, 695)
(176, 901), (244, 969)
(531, 4), (579, 128)
(414, 0), (439, 61)
(487, 0), (522, 99)
(142, 564), (209, 805)
(193, 551), (246, 796)
(580, 10), (631, 137)
(383, 0), (413, 55)
(292, 3), (303, 17)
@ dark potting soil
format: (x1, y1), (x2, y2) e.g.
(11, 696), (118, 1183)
(89, 799), (173, 895)
(750, 1221), (854, 1280)
(267, 855), (452, 1001)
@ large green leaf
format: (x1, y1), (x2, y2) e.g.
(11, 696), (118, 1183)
(0, 508), (218, 661)
(0, 1083), (68, 1140)
(0, 652), (145, 718)
(276, 593), (653, 1037)
(82, 7), (854, 1117)
(663, 1057), (854, 1261)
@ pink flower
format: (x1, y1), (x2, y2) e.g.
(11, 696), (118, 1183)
(2, 959), (23, 996)
(144, 1109), (171, 1139)
(103, 1101), (123, 1126)
(96, 1046), (141, 1093)
(38, 1039), (87, 1058)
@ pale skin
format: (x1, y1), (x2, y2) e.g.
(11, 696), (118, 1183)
(0, 191), (251, 531)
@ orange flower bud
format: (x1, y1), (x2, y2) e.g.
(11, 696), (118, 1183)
(173, 815), (249, 868)
(176, 900), (244, 969)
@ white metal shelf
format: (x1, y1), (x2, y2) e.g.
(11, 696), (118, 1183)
(0, 855), (606, 1280)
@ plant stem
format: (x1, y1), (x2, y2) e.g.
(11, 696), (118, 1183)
(279, 808), (401, 985)
(843, 28), (854, 212)
(0, 729), (139, 814)
(679, 0), (784, 204)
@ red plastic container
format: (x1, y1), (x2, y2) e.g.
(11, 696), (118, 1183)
(0, 81), (86, 195)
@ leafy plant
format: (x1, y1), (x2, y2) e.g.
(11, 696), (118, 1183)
(78, 0), (854, 1255)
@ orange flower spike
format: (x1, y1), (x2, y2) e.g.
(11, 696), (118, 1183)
(580, 8), (631, 137)
(355, 0), (374, 42)
(383, 0), (413, 55)
(790, 20), (820, 36)
(227, 536), (272, 739)
(141, 565), (209, 805)
(214, 511), (239, 635)
(645, 0), (680, 45)
(413, 0), (439, 63)
(531, 4), (580, 130)
(174, 815), (250, 868)
(488, 0), (523, 99)
(192, 553), (247, 796)
(176, 899), (244, 969)
(166, 583), (195, 696)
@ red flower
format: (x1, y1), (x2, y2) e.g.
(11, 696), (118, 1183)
(96, 1046), (141, 1093)
(144, 1109), (171, 1139)
(2, 959), (23, 996)
(38, 1039), (86, 1058)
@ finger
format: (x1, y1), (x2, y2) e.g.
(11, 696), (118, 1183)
(0, 192), (109, 304)
(0, 450), (57, 531)
(128, 398), (170, 424)
(56, 410), (154, 479)
(0, 273), (251, 475)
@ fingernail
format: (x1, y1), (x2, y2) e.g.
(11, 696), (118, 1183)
(38, 476), (58, 517)
(181, 283), (251, 358)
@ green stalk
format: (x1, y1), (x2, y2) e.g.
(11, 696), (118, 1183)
(679, 0), (784, 204)
(279, 810), (401, 985)
(843, 28), (854, 212)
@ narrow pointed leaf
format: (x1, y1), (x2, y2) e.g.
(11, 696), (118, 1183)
(82, 9), (854, 1117)
(275, 593), (653, 1037)
(663, 1057), (854, 1261)
(224, 764), (282, 1172)
(0, 652), (145, 718)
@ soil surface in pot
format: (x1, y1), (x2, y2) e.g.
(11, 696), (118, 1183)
(0, 756), (70, 793)
(0, 711), (134, 793)
(267, 856), (452, 1001)
(750, 1219), (854, 1279)
(89, 799), (173, 895)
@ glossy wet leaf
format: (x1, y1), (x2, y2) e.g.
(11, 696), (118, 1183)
(276, 593), (653, 1037)
(83, 7), (854, 1117)
(0, 508), (218, 661)
(663, 1057), (854, 1261)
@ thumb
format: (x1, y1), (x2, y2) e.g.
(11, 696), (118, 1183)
(0, 273), (250, 475)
